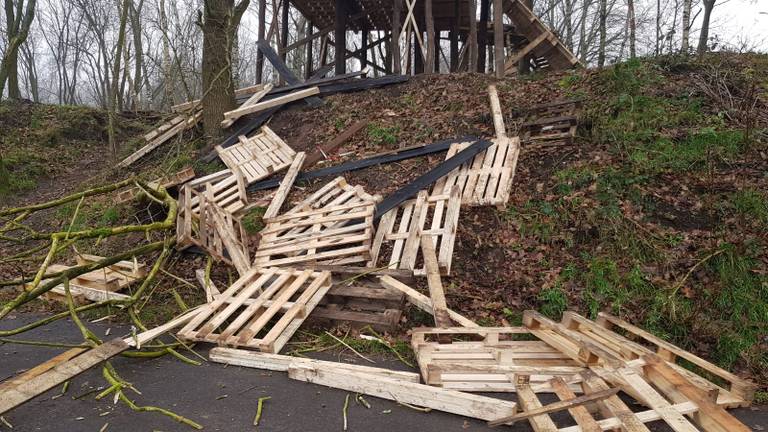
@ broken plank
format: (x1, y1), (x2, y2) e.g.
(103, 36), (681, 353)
(288, 364), (517, 421)
(579, 370), (650, 432)
(379, 276), (476, 327)
(209, 348), (420, 382)
(256, 40), (323, 107)
(0, 339), (129, 415)
(263, 152), (306, 219)
(488, 387), (619, 427)
(488, 85), (507, 139)
(512, 382), (559, 432)
(224, 87), (320, 119)
(549, 377), (602, 432)
(304, 120), (368, 167)
(421, 234), (451, 329)
(221, 83), (274, 128)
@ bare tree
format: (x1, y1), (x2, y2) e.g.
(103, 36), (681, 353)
(0, 0), (37, 99)
(627, 0), (636, 58)
(697, 0), (716, 54)
(681, 0), (691, 52)
(198, 0), (250, 143)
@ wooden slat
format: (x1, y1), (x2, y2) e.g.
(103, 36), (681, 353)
(223, 87), (320, 119)
(488, 386), (618, 427)
(379, 276), (476, 327)
(549, 377), (602, 432)
(421, 233), (451, 329)
(263, 152), (306, 219)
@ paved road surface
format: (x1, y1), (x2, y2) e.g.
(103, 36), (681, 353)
(1, 314), (765, 432)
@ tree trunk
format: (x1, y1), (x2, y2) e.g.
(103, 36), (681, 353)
(477, 0), (489, 72)
(597, 0), (607, 67)
(697, 0), (715, 55)
(256, 0), (266, 83)
(681, 0), (691, 53)
(201, 0), (250, 143)
(467, 0), (477, 72)
(627, 0), (636, 59)
(655, 0), (661, 55)
(108, 0), (130, 155)
(425, 0), (435, 73)
(0, 0), (37, 100)
(493, 0), (504, 78)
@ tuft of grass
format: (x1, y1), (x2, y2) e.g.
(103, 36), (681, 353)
(538, 287), (568, 319)
(242, 207), (267, 235)
(582, 258), (626, 317)
(730, 189), (768, 224)
(367, 123), (399, 146)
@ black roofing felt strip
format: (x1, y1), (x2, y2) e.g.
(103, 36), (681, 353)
(247, 136), (478, 192)
(374, 139), (494, 221)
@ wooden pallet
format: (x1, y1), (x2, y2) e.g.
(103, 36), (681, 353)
(281, 176), (380, 216)
(430, 137), (519, 208)
(29, 256), (147, 304)
(177, 186), (250, 275)
(411, 327), (585, 392)
(215, 126), (296, 185)
(370, 186), (461, 276)
(184, 168), (248, 216)
(177, 268), (331, 353)
(117, 110), (201, 168)
(523, 311), (756, 408)
(309, 276), (405, 332)
(116, 167), (196, 204)
(254, 199), (376, 268)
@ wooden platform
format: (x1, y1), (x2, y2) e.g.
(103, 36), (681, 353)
(215, 126), (296, 185)
(177, 268), (332, 353)
(431, 137), (520, 208)
(370, 186), (461, 276)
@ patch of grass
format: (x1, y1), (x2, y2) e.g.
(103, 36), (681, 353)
(628, 129), (745, 175)
(538, 287), (568, 319)
(367, 123), (399, 146)
(730, 189), (768, 224)
(582, 257), (626, 317)
(241, 207), (267, 235)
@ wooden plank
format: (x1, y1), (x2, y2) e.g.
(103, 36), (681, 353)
(255, 40), (323, 107)
(263, 152), (306, 219)
(488, 84), (507, 138)
(209, 348), (419, 382)
(223, 87), (320, 119)
(549, 377), (602, 432)
(379, 276), (476, 327)
(221, 83), (274, 128)
(580, 370), (650, 432)
(642, 355), (750, 432)
(558, 402), (699, 432)
(288, 364), (517, 421)
(513, 382), (559, 432)
(304, 120), (368, 167)
(616, 368), (700, 432)
(488, 387), (619, 426)
(0, 348), (87, 394)
(421, 234), (451, 329)
(118, 111), (200, 168)
(0, 339), (129, 415)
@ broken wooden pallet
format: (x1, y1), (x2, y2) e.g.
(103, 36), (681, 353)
(523, 310), (756, 408)
(182, 168), (248, 216)
(431, 137), (520, 208)
(309, 276), (405, 332)
(215, 126), (296, 185)
(370, 186), (461, 276)
(177, 268), (331, 353)
(177, 186), (250, 274)
(282, 176), (380, 216)
(411, 326), (585, 392)
(118, 110), (201, 168)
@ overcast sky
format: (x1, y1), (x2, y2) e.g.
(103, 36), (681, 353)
(705, 0), (768, 51)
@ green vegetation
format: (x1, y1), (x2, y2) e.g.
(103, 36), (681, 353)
(730, 189), (768, 224)
(241, 207), (267, 235)
(367, 123), (399, 146)
(537, 287), (568, 319)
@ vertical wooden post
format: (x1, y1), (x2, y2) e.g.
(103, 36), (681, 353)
(361, 22), (369, 69)
(477, 0), (489, 72)
(256, 0), (266, 83)
(450, 0), (459, 72)
(414, 16), (424, 74)
(319, 36), (329, 67)
(425, 0), (435, 73)
(468, 0), (478, 72)
(392, 1), (402, 74)
(433, 31), (441, 72)
(305, 21), (314, 80)
(384, 31), (393, 74)
(334, 0), (347, 75)
(281, 0), (290, 64)
(493, 0), (504, 78)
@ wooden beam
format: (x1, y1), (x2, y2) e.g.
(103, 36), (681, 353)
(493, 0), (505, 77)
(209, 348), (420, 382)
(513, 382), (559, 432)
(478, 0), (490, 72)
(223, 87), (320, 119)
(288, 364), (518, 421)
(420, 234), (451, 329)
(392, 0), (402, 74)
(580, 370), (651, 432)
(506, 31), (553, 71)
(221, 83), (273, 128)
(549, 377), (603, 432)
(334, 0), (347, 74)
(488, 84), (507, 138)
(280, 0), (290, 83)
(304, 21), (314, 80)
(256, 0), (266, 83)
(468, 0), (478, 71)
(304, 120), (368, 167)
(425, 0), (436, 73)
(263, 152), (306, 219)
(379, 275), (477, 327)
(255, 40), (323, 107)
(488, 387), (619, 427)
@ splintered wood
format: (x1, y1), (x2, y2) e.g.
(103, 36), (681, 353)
(370, 187), (461, 276)
(431, 137), (520, 208)
(253, 177), (379, 268)
(215, 126), (296, 184)
(178, 268), (331, 353)
(409, 311), (754, 432)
